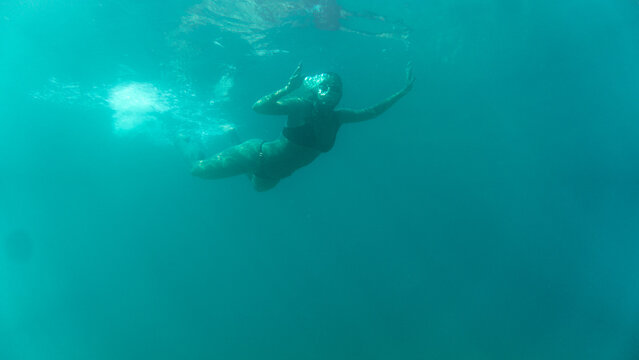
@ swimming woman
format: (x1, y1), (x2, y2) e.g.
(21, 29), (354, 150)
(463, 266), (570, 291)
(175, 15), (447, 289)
(191, 63), (414, 191)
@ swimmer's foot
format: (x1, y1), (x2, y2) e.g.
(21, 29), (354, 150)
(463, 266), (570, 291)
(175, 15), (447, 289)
(176, 133), (206, 165)
(177, 133), (191, 142)
(218, 124), (241, 145)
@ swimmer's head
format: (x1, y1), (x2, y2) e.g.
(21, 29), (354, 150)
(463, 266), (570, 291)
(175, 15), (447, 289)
(303, 73), (342, 109)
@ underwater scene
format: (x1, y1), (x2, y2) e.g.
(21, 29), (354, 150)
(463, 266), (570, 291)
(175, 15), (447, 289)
(1, 0), (639, 359)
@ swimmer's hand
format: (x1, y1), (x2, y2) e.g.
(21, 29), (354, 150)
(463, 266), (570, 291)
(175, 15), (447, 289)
(285, 62), (304, 92)
(338, 63), (414, 124)
(401, 62), (415, 94)
(253, 62), (306, 115)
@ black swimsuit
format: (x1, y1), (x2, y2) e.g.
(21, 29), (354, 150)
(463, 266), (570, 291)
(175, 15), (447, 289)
(282, 112), (340, 153)
(253, 140), (273, 179)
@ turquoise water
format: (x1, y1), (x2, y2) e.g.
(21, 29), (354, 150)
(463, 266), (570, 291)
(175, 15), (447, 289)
(1, 0), (639, 359)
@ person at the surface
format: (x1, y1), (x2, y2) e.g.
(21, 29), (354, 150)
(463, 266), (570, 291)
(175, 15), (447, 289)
(191, 63), (414, 191)
(301, 0), (411, 41)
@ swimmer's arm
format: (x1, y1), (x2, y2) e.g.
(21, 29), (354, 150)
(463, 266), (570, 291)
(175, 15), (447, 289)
(339, 65), (414, 124)
(252, 63), (305, 115)
(252, 88), (300, 115)
(338, 87), (410, 123)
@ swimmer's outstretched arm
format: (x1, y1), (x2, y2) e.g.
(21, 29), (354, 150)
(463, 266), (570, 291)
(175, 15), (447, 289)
(339, 64), (415, 124)
(252, 63), (307, 115)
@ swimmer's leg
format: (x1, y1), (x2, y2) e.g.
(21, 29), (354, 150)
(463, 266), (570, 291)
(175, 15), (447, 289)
(250, 175), (280, 192)
(340, 25), (410, 42)
(339, 9), (411, 42)
(191, 139), (262, 179)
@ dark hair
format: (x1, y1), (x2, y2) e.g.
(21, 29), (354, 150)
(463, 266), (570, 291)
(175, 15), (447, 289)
(323, 72), (342, 91)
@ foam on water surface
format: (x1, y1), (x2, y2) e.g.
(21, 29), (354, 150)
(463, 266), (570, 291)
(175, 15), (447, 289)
(107, 82), (171, 132)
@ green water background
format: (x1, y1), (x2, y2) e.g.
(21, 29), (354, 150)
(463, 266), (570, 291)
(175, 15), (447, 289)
(1, 0), (639, 359)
